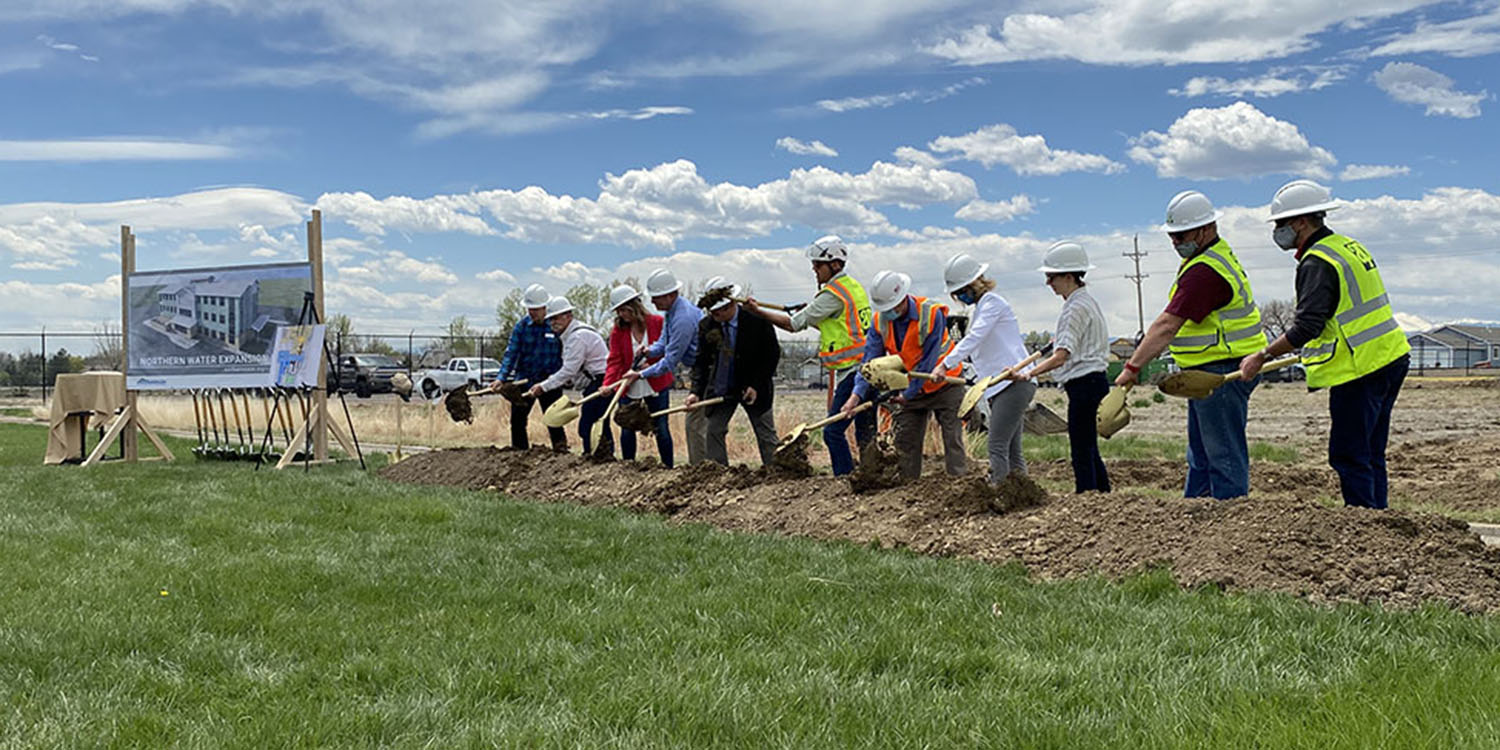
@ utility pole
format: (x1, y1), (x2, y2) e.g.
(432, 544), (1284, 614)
(1123, 234), (1149, 343)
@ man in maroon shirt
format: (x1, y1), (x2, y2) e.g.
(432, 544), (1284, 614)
(1116, 190), (1265, 499)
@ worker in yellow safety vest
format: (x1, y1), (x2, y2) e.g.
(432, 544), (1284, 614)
(1116, 190), (1268, 500)
(1239, 180), (1411, 509)
(744, 235), (874, 475)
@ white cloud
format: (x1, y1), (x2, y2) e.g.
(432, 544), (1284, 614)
(1127, 102), (1337, 180)
(0, 187), (308, 270)
(776, 137), (838, 157)
(924, 2), (1437, 66)
(925, 123), (1125, 176)
(814, 77), (986, 112)
(325, 159), (978, 250)
(955, 195), (1036, 223)
(0, 139), (242, 161)
(416, 104), (693, 139)
(315, 192), (494, 237)
(1168, 66), (1348, 98)
(337, 250), (459, 285)
(1372, 61), (1487, 118)
(1340, 164), (1411, 181)
(476, 268), (517, 283)
(891, 146), (943, 168)
(1369, 7), (1500, 58)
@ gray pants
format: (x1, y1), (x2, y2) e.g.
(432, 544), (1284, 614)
(705, 401), (777, 467)
(684, 407), (708, 465)
(986, 380), (1036, 484)
(892, 385), (967, 479)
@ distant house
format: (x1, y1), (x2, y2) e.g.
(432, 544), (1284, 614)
(1407, 325), (1493, 369)
(154, 275), (262, 351)
(1109, 337), (1136, 361)
(1440, 324), (1500, 367)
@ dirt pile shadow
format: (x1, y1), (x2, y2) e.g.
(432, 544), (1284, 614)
(381, 448), (1500, 613)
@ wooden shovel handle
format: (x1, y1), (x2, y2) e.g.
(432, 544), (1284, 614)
(733, 296), (786, 311)
(803, 400), (875, 431)
(651, 396), (725, 417)
(996, 348), (1047, 380)
(913, 372), (970, 385)
(599, 380), (628, 419)
(1221, 355), (1299, 384)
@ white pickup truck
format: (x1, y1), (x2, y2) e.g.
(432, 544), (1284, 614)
(412, 357), (501, 399)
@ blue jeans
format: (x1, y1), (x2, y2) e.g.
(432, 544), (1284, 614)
(1184, 359), (1259, 500)
(620, 389), (673, 468)
(827, 368), (877, 476)
(1328, 355), (1408, 509)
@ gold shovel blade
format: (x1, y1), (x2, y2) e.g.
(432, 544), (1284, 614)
(1096, 384), (1132, 438)
(1157, 370), (1225, 400)
(542, 397), (581, 427)
(775, 423), (809, 451)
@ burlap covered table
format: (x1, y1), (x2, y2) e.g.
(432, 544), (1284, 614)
(44, 371), (126, 464)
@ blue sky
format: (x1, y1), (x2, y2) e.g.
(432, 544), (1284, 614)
(2, 0), (1498, 343)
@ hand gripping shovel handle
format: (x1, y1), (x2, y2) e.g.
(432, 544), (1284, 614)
(1223, 355), (1300, 383)
(651, 396), (725, 418)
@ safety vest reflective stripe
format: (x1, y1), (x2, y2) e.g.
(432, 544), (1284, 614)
(815, 275), (871, 372)
(1301, 234), (1410, 388)
(876, 296), (961, 393)
(1167, 240), (1267, 367)
(818, 341), (864, 367)
(823, 280), (861, 338)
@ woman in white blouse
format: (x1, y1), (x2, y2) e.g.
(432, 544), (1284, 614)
(932, 253), (1035, 485)
(1024, 242), (1111, 493)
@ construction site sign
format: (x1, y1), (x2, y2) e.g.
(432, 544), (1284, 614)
(125, 262), (312, 390)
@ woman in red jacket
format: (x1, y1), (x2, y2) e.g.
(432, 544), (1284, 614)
(604, 285), (675, 466)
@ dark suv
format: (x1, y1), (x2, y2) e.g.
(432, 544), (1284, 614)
(334, 353), (407, 397)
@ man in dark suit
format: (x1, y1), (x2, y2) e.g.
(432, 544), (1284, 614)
(687, 284), (781, 466)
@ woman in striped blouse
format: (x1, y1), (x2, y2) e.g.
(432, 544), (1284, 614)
(1023, 242), (1112, 493)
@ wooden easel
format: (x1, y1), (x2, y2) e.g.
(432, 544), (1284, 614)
(84, 227), (175, 467)
(274, 210), (359, 469)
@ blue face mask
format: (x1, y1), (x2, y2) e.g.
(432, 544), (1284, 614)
(954, 289), (977, 305)
(1172, 240), (1199, 259)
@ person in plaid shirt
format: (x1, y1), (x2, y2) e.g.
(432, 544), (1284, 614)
(499, 284), (565, 450)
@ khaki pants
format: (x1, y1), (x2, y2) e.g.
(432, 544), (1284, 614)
(704, 401), (777, 467)
(684, 406), (709, 465)
(892, 385), (967, 479)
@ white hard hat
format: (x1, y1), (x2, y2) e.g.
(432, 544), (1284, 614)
(702, 275), (739, 311)
(522, 283), (550, 309)
(1268, 179), (1340, 222)
(608, 284), (641, 312)
(1163, 190), (1221, 232)
(645, 268), (681, 297)
(943, 253), (989, 293)
(544, 296), (573, 319)
(1038, 241), (1095, 273)
(868, 270), (911, 313)
(806, 235), (849, 262)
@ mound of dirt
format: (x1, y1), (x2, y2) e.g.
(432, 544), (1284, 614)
(380, 448), (1500, 613)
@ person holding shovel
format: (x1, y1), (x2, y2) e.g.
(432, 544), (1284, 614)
(528, 296), (613, 457)
(743, 234), (874, 476)
(690, 278), (781, 466)
(844, 270), (968, 480)
(1116, 191), (1267, 500)
(1239, 180), (1410, 509)
(1024, 242), (1111, 493)
(618, 268), (706, 465)
(496, 283), (565, 451)
(603, 284), (675, 467)
(932, 253), (1035, 485)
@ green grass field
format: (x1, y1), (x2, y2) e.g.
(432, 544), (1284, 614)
(3, 422), (1498, 748)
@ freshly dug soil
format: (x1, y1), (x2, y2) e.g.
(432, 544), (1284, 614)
(697, 285), (733, 310)
(768, 434), (815, 478)
(381, 448), (1500, 613)
(614, 401), (654, 433)
(443, 388), (475, 423)
(849, 438), (903, 494)
(496, 381), (532, 405)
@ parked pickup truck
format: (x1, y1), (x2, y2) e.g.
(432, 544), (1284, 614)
(412, 357), (502, 399)
(333, 353), (408, 398)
